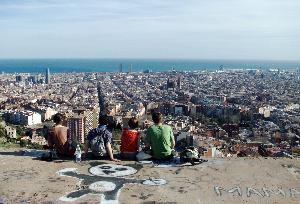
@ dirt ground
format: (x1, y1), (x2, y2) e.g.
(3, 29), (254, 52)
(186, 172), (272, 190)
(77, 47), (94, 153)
(0, 148), (300, 204)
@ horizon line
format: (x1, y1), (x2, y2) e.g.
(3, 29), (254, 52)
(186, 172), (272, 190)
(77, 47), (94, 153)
(0, 57), (300, 62)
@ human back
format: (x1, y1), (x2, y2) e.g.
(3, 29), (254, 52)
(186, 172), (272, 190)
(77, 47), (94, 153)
(147, 124), (174, 159)
(84, 114), (120, 162)
(88, 125), (112, 156)
(48, 113), (74, 156)
(120, 117), (140, 159)
(146, 112), (175, 160)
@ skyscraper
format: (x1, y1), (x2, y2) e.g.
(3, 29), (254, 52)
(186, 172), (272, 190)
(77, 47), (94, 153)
(16, 75), (22, 82)
(67, 116), (85, 144)
(84, 108), (99, 136)
(45, 68), (50, 84)
(177, 76), (182, 89)
(97, 83), (106, 115)
(119, 63), (123, 73)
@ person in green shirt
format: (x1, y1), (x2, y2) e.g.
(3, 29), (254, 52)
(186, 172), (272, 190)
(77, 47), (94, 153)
(145, 112), (175, 160)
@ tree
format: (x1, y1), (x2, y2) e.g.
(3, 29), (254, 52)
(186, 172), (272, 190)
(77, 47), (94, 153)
(0, 124), (6, 138)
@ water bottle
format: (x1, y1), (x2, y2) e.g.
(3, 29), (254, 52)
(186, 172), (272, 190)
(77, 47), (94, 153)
(75, 145), (82, 163)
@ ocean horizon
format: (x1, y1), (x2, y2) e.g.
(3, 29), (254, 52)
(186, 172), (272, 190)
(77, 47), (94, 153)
(0, 58), (299, 73)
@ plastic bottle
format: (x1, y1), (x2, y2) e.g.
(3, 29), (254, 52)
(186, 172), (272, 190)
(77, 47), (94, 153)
(75, 145), (82, 163)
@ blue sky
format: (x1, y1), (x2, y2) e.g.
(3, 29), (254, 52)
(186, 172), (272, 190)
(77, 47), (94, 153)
(0, 0), (299, 60)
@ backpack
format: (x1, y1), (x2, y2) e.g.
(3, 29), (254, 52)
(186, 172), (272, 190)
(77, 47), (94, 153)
(90, 130), (106, 156)
(180, 146), (204, 165)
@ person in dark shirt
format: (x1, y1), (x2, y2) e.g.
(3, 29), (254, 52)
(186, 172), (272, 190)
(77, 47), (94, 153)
(83, 114), (120, 162)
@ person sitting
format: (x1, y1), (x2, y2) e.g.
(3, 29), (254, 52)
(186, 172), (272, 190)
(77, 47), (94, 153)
(47, 113), (74, 157)
(120, 117), (140, 160)
(83, 114), (120, 162)
(145, 112), (175, 160)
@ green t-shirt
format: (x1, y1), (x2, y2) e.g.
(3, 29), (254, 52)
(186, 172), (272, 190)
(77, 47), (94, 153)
(146, 124), (174, 159)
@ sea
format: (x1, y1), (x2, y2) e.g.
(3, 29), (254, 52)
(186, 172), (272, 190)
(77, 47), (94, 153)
(0, 59), (299, 73)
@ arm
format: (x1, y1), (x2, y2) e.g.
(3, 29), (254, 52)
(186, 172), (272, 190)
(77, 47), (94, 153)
(47, 129), (54, 148)
(83, 130), (93, 158)
(171, 139), (175, 149)
(84, 140), (89, 155)
(170, 127), (175, 149)
(106, 143), (120, 162)
(104, 130), (120, 162)
(144, 128), (151, 148)
(136, 132), (140, 151)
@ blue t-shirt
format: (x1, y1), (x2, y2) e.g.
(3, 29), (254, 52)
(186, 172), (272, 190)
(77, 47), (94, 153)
(87, 125), (113, 156)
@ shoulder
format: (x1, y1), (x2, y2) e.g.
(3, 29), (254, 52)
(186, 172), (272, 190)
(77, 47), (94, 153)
(148, 125), (157, 130)
(103, 128), (112, 136)
(162, 124), (171, 128)
(162, 125), (172, 130)
(53, 125), (68, 131)
(147, 125), (155, 133)
(88, 128), (97, 135)
(123, 128), (138, 136)
(87, 128), (98, 140)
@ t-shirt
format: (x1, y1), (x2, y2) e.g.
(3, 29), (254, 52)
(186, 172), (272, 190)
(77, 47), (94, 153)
(120, 128), (139, 153)
(145, 124), (174, 159)
(87, 125), (112, 156)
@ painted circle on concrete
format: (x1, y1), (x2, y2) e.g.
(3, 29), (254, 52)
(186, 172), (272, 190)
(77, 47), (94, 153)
(88, 181), (116, 192)
(89, 164), (137, 177)
(142, 179), (167, 186)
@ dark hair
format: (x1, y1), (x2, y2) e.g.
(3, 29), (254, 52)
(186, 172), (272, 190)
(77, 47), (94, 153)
(53, 113), (64, 124)
(98, 114), (108, 125)
(152, 112), (162, 124)
(128, 117), (139, 129)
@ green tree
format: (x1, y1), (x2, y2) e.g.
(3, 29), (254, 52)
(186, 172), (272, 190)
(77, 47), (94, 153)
(16, 126), (25, 137)
(112, 129), (122, 141)
(0, 123), (6, 138)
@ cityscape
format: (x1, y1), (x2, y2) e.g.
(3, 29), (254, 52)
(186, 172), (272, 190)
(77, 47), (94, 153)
(1, 0), (300, 203)
(1, 67), (300, 158)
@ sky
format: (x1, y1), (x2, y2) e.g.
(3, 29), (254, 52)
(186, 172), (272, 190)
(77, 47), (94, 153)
(0, 0), (299, 60)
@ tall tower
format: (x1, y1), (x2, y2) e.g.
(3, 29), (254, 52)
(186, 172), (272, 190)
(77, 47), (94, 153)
(45, 68), (50, 84)
(119, 63), (123, 73)
(16, 75), (22, 82)
(97, 82), (106, 115)
(129, 64), (133, 73)
(67, 116), (85, 144)
(177, 76), (182, 89)
(84, 108), (99, 136)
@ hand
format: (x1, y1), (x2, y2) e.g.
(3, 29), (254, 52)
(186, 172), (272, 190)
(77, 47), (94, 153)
(110, 158), (121, 162)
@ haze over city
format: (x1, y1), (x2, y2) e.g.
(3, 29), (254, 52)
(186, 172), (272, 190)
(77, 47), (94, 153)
(0, 0), (299, 60)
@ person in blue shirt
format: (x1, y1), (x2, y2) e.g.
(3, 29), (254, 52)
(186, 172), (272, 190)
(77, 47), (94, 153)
(83, 114), (120, 162)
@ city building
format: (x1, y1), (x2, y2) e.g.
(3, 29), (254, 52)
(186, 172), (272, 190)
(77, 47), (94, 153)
(45, 68), (51, 84)
(16, 75), (22, 82)
(4, 110), (42, 126)
(67, 116), (85, 144)
(119, 63), (123, 73)
(5, 126), (17, 139)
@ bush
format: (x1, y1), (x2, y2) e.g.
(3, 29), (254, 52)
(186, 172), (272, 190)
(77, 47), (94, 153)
(20, 139), (29, 147)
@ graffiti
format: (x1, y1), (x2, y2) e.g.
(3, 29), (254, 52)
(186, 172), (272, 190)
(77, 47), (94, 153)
(214, 186), (300, 198)
(89, 164), (137, 177)
(57, 163), (166, 203)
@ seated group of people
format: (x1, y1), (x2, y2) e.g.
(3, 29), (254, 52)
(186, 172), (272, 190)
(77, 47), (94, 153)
(47, 112), (175, 161)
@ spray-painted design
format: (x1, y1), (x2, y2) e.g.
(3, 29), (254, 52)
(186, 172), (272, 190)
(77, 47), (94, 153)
(57, 163), (166, 203)
(214, 186), (300, 198)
